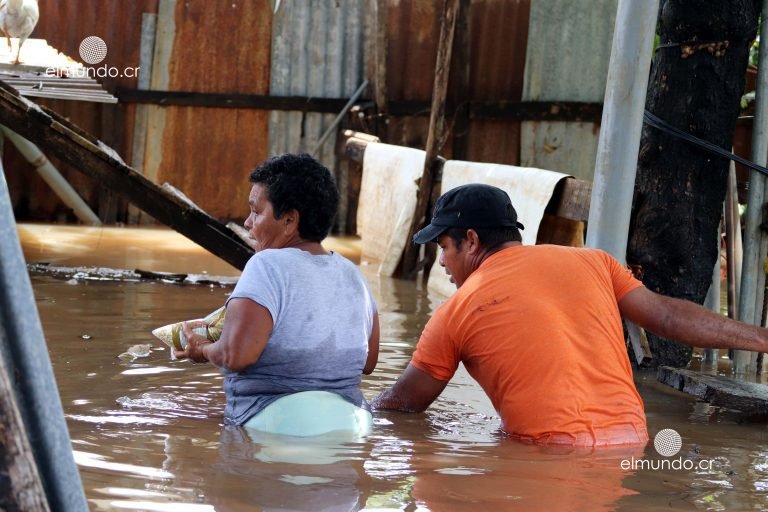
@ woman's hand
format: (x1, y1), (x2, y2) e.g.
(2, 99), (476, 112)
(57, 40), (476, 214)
(174, 320), (212, 363)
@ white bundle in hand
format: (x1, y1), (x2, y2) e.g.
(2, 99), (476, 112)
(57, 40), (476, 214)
(152, 306), (226, 351)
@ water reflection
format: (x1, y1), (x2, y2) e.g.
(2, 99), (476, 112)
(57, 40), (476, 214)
(23, 226), (768, 510)
(206, 427), (372, 511)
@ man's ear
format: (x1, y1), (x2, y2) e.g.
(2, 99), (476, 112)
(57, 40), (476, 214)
(465, 229), (481, 253)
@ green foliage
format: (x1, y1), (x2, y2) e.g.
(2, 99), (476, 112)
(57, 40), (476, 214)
(750, 36), (759, 67)
(752, 16), (762, 67)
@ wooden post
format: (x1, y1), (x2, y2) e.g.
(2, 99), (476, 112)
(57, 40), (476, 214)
(0, 348), (50, 512)
(450, 0), (471, 161)
(373, 0), (388, 140)
(399, 0), (460, 278)
(725, 160), (741, 320)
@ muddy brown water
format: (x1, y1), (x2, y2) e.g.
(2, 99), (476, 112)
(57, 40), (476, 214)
(16, 224), (768, 511)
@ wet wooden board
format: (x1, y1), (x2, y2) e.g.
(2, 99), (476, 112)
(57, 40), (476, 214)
(657, 366), (768, 416)
(0, 80), (254, 270)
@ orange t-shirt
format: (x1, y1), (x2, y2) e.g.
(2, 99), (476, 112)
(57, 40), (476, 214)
(411, 245), (648, 446)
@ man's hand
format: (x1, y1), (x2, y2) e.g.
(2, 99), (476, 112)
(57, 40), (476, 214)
(174, 320), (212, 363)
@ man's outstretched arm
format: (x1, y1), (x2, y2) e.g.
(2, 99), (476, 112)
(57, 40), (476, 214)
(371, 364), (449, 412)
(619, 286), (768, 352)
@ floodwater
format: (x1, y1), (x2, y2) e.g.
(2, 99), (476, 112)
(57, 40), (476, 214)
(17, 223), (768, 511)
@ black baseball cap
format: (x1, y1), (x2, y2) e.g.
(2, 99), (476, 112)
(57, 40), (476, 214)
(413, 184), (525, 244)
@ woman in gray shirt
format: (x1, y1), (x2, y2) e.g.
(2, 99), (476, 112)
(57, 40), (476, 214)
(175, 153), (379, 436)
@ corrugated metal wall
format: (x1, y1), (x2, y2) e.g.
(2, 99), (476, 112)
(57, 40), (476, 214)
(3, 0), (618, 227)
(467, 0), (530, 164)
(382, 0), (531, 163)
(268, 0), (366, 167)
(520, 0), (617, 180)
(21, 0), (754, 232)
(141, 0), (272, 221)
(383, 0), (440, 149)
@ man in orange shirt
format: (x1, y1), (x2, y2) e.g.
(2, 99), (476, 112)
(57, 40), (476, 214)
(372, 184), (768, 447)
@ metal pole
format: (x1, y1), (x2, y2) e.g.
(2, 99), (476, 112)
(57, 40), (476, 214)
(735, 0), (768, 374)
(585, 0), (660, 260)
(0, 161), (88, 510)
(311, 80), (369, 158)
(0, 125), (101, 225)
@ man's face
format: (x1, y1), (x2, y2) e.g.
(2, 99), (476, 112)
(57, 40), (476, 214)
(437, 233), (472, 288)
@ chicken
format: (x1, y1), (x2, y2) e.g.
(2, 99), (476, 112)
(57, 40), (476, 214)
(0, 0), (39, 64)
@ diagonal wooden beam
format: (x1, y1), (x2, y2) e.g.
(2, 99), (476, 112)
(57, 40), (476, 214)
(0, 81), (253, 270)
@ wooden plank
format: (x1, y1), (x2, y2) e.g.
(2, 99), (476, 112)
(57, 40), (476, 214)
(544, 177), (592, 222)
(387, 100), (603, 122)
(115, 88), (352, 113)
(400, 0), (461, 278)
(373, 0), (388, 139)
(341, 131), (592, 222)
(658, 366), (768, 416)
(0, 81), (254, 270)
(116, 87), (604, 123)
(0, 349), (50, 512)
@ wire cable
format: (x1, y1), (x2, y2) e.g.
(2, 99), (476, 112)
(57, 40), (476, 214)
(643, 109), (768, 178)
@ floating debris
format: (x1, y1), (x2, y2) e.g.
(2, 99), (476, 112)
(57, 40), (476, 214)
(117, 343), (153, 361)
(116, 393), (179, 410)
(27, 262), (237, 287)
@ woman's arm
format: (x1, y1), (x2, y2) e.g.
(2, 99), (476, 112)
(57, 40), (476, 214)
(175, 298), (273, 372)
(363, 313), (380, 375)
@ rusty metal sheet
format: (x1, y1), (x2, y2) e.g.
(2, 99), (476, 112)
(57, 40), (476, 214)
(463, 0), (530, 164)
(384, 0), (530, 167)
(143, 0), (272, 221)
(520, 0), (618, 180)
(470, 0), (529, 101)
(36, 0), (158, 90)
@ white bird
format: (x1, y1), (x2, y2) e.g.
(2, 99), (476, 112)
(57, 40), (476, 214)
(0, 0), (39, 64)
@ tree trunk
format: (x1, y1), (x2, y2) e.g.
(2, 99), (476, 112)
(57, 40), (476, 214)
(627, 0), (759, 368)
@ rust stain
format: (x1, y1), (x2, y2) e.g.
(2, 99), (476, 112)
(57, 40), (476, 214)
(471, 0), (529, 100)
(384, 0), (529, 167)
(387, 0), (440, 102)
(155, 1), (272, 221)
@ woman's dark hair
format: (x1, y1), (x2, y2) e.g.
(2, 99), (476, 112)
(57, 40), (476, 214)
(249, 153), (339, 242)
(445, 226), (522, 249)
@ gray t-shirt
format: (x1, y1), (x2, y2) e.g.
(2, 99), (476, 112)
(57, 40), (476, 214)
(223, 248), (376, 425)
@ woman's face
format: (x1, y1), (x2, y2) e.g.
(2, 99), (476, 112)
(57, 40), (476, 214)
(244, 184), (288, 252)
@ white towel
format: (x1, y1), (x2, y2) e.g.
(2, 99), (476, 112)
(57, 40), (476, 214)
(357, 142), (426, 276)
(428, 161), (570, 298)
